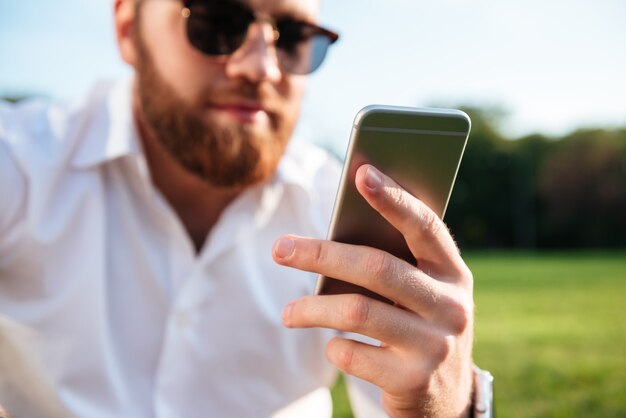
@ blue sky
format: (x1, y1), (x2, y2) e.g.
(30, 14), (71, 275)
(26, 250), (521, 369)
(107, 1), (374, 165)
(1, 0), (625, 153)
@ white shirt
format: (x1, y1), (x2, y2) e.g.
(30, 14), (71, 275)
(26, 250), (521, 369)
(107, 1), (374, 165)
(0, 81), (383, 418)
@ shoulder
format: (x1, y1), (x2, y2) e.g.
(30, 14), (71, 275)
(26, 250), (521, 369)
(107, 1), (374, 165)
(0, 81), (131, 238)
(0, 81), (125, 173)
(0, 138), (27, 236)
(0, 95), (83, 160)
(0, 99), (56, 163)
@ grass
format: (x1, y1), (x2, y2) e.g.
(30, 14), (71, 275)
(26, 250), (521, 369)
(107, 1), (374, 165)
(331, 251), (626, 418)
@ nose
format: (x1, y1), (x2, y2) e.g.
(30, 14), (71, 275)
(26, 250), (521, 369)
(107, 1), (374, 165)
(225, 22), (283, 84)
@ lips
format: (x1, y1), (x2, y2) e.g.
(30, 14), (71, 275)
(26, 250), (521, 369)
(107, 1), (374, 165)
(208, 102), (272, 124)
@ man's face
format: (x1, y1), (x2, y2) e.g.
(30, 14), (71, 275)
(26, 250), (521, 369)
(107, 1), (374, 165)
(132, 0), (320, 188)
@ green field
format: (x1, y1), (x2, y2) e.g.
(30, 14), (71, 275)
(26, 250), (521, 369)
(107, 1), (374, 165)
(331, 251), (626, 417)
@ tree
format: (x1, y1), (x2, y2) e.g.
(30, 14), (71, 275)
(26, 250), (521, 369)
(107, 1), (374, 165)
(537, 129), (626, 247)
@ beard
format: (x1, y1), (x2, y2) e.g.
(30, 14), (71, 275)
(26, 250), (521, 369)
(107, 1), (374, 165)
(132, 25), (295, 188)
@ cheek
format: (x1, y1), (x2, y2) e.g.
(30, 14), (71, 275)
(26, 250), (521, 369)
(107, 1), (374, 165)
(281, 77), (307, 118)
(139, 6), (219, 102)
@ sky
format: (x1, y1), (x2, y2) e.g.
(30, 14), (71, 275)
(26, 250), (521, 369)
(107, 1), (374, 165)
(1, 0), (625, 154)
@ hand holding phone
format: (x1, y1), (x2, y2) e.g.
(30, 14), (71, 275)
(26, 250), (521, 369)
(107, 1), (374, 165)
(271, 150), (476, 417)
(272, 105), (475, 417)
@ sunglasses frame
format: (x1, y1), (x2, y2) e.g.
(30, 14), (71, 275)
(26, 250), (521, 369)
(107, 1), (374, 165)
(179, 0), (340, 74)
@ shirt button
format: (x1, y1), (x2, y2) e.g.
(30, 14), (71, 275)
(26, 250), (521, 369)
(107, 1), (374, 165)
(174, 312), (190, 328)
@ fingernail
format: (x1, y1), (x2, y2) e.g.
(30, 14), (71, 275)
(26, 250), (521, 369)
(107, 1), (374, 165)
(274, 237), (295, 260)
(365, 166), (382, 190)
(282, 301), (294, 325)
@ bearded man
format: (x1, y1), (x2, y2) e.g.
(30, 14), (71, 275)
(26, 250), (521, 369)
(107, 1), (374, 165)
(0, 0), (490, 417)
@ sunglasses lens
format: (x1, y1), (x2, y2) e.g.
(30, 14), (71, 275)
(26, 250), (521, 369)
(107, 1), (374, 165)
(186, 0), (252, 55)
(184, 1), (337, 75)
(276, 22), (334, 74)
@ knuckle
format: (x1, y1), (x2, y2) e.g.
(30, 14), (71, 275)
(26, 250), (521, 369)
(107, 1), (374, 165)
(419, 206), (443, 236)
(458, 264), (474, 288)
(364, 250), (394, 280)
(443, 292), (473, 335)
(311, 240), (326, 266)
(404, 363), (434, 394)
(388, 185), (409, 209)
(344, 294), (371, 329)
(409, 377), (433, 396)
(451, 304), (471, 335)
(332, 341), (356, 372)
(294, 296), (313, 320)
(432, 334), (454, 365)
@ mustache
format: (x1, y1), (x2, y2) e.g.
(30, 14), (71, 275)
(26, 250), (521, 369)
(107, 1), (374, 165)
(191, 80), (280, 114)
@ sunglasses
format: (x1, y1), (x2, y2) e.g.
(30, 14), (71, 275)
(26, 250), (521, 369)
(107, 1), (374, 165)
(179, 0), (340, 75)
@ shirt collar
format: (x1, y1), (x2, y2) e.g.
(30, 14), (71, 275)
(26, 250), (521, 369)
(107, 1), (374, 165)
(71, 78), (142, 169)
(273, 140), (322, 197)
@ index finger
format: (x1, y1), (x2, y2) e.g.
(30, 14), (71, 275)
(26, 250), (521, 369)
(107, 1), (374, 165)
(356, 164), (468, 282)
(273, 235), (448, 316)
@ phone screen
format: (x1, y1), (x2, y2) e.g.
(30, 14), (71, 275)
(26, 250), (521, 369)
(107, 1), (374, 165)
(315, 106), (470, 303)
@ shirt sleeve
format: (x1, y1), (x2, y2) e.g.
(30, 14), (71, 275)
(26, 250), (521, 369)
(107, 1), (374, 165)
(0, 107), (28, 262)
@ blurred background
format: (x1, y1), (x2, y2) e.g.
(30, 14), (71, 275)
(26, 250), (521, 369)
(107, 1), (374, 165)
(1, 0), (625, 417)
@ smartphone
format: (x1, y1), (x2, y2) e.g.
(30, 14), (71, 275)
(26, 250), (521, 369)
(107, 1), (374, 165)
(315, 105), (471, 303)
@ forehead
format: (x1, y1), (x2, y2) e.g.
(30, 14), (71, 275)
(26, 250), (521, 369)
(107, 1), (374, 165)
(245, 0), (321, 21)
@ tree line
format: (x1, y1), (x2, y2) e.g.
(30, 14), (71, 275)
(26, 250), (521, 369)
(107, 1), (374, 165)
(445, 107), (626, 249)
